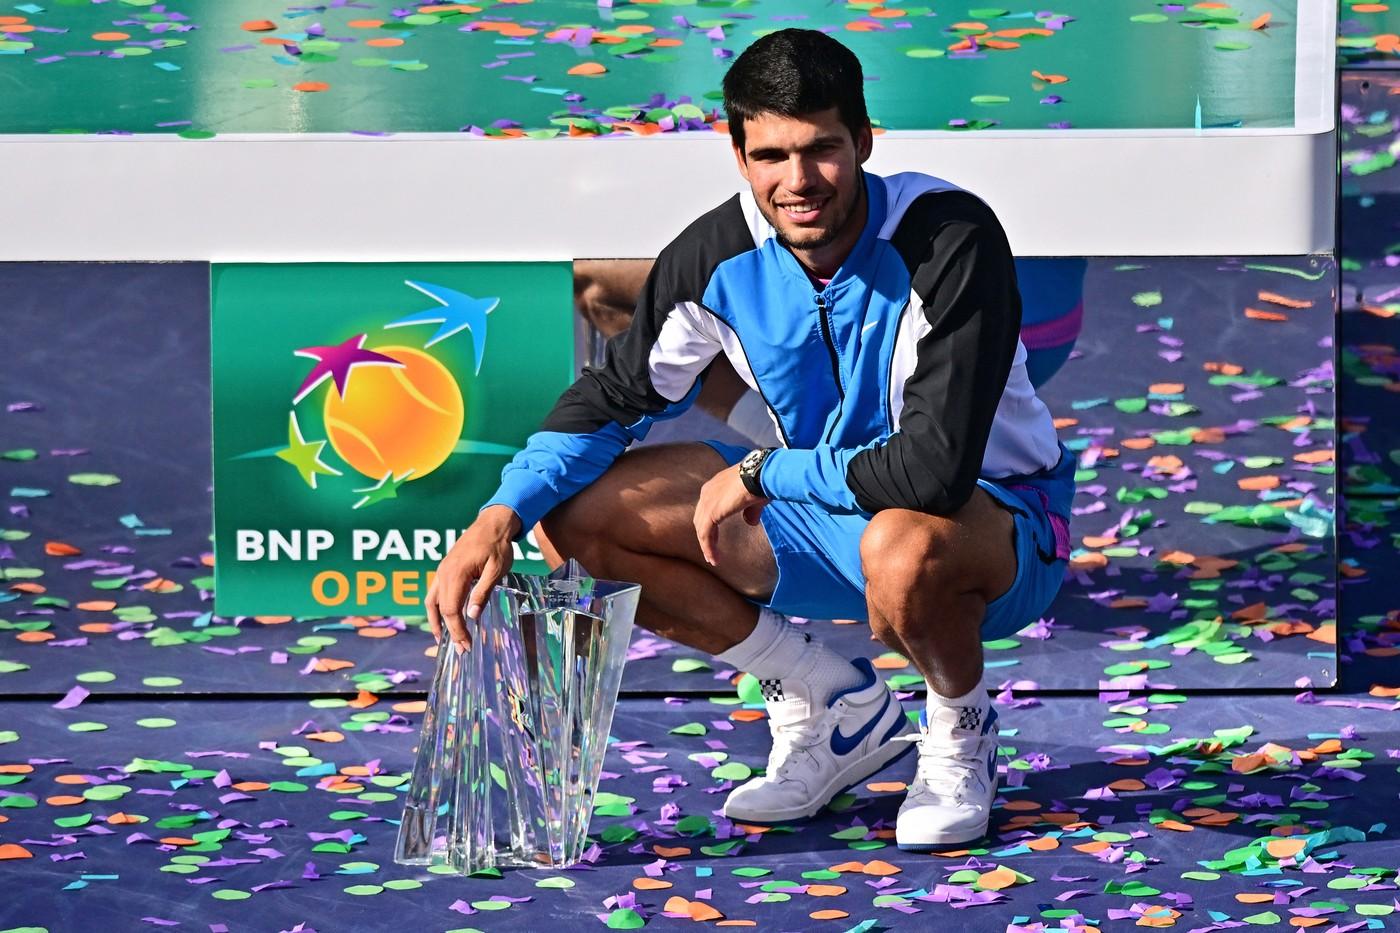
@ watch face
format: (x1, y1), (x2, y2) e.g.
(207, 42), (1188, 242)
(740, 450), (762, 473)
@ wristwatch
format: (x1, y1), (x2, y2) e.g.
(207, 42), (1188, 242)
(737, 447), (776, 497)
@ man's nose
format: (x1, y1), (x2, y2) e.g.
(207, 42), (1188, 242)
(784, 154), (818, 193)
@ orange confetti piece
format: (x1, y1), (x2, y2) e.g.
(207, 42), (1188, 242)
(827, 861), (866, 874)
(356, 627), (396, 639)
(0, 764), (32, 774)
(805, 884), (847, 897)
(1120, 437), (1155, 450)
(253, 616), (292, 625)
(1237, 475), (1280, 491)
(866, 781), (907, 793)
(92, 31), (130, 40)
(1352, 3), (1388, 11)
(845, 20), (882, 31)
(366, 36), (404, 46)
(1265, 838), (1306, 859)
(78, 623), (114, 634)
(159, 837), (197, 846)
(1305, 625), (1336, 645)
(1069, 553), (1108, 572)
(983, 39), (1019, 49)
(143, 577), (180, 593)
(306, 731), (345, 743)
(107, 812), (143, 825)
(44, 541), (81, 557)
(0, 843), (33, 860)
(1156, 820), (1194, 832)
(810, 911), (850, 921)
(1204, 361), (1244, 375)
(9, 582), (45, 594)
(347, 19), (385, 27)
(1293, 449), (1333, 463)
(1108, 779), (1146, 792)
(1073, 840), (1109, 854)
(1160, 551), (1196, 565)
(633, 877), (673, 890)
(1245, 307), (1288, 322)
(1235, 892), (1276, 903)
(729, 709), (766, 723)
(1147, 455), (1184, 472)
(54, 774), (90, 785)
(233, 781), (270, 792)
(1025, 836), (1060, 851)
(1052, 416), (1078, 429)
(1001, 799), (1040, 811)
(977, 867), (1019, 890)
(871, 655), (908, 670)
(241, 20), (277, 31)
(0, 16), (29, 25)
(45, 795), (85, 806)
(649, 37), (683, 47)
(615, 24), (654, 34)
(16, 631), (54, 644)
(1082, 535), (1118, 549)
(392, 699), (428, 713)
(952, 21), (988, 30)
(76, 601), (116, 612)
(294, 81), (330, 92)
(1257, 290), (1310, 308)
(870, 6), (905, 16)
(568, 61), (607, 76)
(311, 658), (355, 673)
(347, 689), (378, 708)
(1369, 684), (1400, 697)
(1031, 70), (1068, 83)
(861, 860), (901, 876)
(1251, 11), (1272, 27)
(654, 845), (691, 858)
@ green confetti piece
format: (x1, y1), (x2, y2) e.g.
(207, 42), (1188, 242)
(905, 47), (945, 58)
(711, 762), (752, 782)
(669, 722), (707, 736)
(675, 814), (713, 836)
(1181, 871), (1219, 880)
(671, 658), (711, 673)
(0, 731), (18, 744)
(1215, 40), (1250, 51)
(470, 900), (511, 911)
(970, 95), (1010, 105)
(731, 867), (771, 878)
(136, 718), (177, 729)
(605, 908), (646, 930)
(736, 673), (763, 705)
(1242, 912), (1281, 924)
(142, 676), (183, 688)
(344, 884), (383, 896)
(211, 889), (251, 900)
(67, 722), (107, 733)
(68, 473), (121, 486)
(1131, 12), (1169, 22)
(1, 449), (37, 461)
(0, 661), (30, 674)
(534, 877), (574, 889)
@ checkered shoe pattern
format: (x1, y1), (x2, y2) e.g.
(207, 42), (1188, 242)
(759, 678), (786, 703)
(955, 706), (982, 732)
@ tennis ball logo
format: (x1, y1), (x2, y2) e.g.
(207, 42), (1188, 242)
(323, 345), (463, 481)
(274, 281), (499, 509)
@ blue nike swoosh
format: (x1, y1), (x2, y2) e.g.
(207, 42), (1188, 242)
(830, 694), (891, 757)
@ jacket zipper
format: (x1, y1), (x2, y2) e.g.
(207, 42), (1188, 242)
(815, 291), (844, 398)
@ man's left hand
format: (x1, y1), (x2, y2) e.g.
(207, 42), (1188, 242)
(694, 464), (769, 567)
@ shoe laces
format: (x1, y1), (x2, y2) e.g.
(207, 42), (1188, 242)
(765, 718), (822, 779)
(898, 732), (988, 805)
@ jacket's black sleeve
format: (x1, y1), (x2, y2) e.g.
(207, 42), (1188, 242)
(845, 193), (1022, 514)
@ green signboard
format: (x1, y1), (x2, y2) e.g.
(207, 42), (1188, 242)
(211, 262), (573, 616)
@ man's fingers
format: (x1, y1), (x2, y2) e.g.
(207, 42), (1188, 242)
(424, 578), (442, 641)
(466, 560), (500, 623)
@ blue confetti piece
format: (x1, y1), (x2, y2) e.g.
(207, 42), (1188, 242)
(154, 61), (181, 71)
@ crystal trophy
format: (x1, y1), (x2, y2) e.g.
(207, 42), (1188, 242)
(394, 560), (641, 873)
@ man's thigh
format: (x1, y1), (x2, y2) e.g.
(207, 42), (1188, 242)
(558, 442), (779, 600)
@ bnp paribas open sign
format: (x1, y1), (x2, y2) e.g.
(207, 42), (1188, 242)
(211, 262), (573, 617)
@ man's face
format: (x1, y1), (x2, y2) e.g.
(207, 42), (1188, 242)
(732, 107), (873, 254)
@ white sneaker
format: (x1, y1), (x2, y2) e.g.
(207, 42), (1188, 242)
(895, 703), (1000, 851)
(722, 658), (915, 824)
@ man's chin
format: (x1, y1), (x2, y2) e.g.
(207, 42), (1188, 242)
(774, 224), (840, 252)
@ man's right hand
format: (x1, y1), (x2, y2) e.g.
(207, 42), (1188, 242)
(425, 504), (521, 653)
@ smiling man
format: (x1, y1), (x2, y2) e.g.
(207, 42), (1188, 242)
(427, 29), (1075, 850)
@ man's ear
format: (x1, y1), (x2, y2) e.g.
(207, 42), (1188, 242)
(731, 141), (751, 183)
(856, 123), (874, 164)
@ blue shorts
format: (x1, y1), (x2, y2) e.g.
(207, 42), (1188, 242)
(705, 441), (1074, 642)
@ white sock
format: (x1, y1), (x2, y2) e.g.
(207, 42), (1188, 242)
(925, 682), (991, 734)
(718, 608), (863, 705)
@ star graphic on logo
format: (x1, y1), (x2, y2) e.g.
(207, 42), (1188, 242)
(292, 334), (404, 405)
(351, 470), (414, 510)
(385, 281), (498, 374)
(275, 411), (342, 489)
